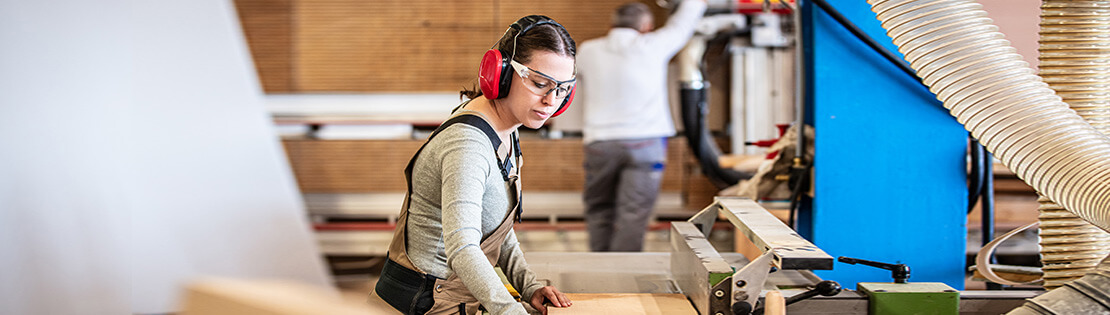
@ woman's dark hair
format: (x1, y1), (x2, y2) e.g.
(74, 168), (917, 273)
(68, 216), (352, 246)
(460, 19), (577, 100)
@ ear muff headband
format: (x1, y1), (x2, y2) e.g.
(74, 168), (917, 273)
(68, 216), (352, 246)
(478, 16), (576, 117)
(480, 16), (559, 100)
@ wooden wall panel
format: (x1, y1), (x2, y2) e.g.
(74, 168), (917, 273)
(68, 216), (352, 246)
(234, 0), (293, 92)
(235, 0), (664, 93)
(284, 137), (692, 193)
(283, 139), (423, 192)
(294, 0), (498, 92)
(520, 139), (585, 192)
(662, 137), (688, 192)
(520, 137), (687, 192)
(497, 1), (633, 50)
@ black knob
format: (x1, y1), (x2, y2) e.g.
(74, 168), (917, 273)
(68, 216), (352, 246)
(733, 301), (753, 315)
(814, 280), (842, 296)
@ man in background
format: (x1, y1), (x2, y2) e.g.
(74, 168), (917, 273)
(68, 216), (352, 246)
(576, 0), (707, 251)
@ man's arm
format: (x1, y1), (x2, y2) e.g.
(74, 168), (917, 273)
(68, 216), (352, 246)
(641, 0), (709, 56)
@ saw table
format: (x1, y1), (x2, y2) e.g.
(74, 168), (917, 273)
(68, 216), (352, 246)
(523, 197), (1038, 315)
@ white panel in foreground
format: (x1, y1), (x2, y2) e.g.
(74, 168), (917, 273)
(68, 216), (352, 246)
(0, 0), (331, 314)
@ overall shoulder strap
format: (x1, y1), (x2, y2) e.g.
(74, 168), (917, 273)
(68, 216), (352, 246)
(390, 112), (504, 272)
(404, 114), (503, 185)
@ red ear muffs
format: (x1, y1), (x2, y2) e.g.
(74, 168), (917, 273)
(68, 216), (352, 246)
(551, 85), (575, 117)
(481, 15), (572, 110)
(479, 49), (514, 99)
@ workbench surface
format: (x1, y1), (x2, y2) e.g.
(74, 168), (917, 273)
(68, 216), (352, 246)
(548, 293), (697, 315)
(524, 252), (820, 294)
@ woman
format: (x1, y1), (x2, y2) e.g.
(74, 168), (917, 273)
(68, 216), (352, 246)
(375, 15), (576, 315)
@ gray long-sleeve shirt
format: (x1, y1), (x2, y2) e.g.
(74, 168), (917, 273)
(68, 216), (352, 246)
(407, 121), (542, 314)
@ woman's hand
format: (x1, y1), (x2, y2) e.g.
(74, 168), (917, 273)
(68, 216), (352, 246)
(529, 286), (571, 315)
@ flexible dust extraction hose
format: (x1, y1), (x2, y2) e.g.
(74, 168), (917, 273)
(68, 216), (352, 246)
(1037, 0), (1110, 290)
(1006, 256), (1110, 315)
(677, 36), (749, 189)
(867, 0), (1110, 236)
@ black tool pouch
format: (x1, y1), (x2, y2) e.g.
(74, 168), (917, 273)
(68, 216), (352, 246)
(375, 257), (438, 315)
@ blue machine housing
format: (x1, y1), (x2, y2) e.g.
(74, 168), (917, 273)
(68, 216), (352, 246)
(802, 0), (969, 289)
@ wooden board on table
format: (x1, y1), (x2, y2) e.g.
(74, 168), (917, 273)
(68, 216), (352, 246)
(180, 278), (374, 315)
(549, 293), (697, 315)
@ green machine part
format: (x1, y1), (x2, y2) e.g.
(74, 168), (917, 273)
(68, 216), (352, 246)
(857, 282), (959, 315)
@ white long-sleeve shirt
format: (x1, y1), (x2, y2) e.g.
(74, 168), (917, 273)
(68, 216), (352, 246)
(577, 0), (707, 144)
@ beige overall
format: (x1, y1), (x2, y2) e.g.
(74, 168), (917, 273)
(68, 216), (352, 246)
(387, 112), (524, 315)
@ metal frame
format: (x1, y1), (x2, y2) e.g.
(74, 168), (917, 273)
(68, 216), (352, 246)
(688, 197), (833, 270)
(673, 197), (834, 314)
(671, 221), (735, 315)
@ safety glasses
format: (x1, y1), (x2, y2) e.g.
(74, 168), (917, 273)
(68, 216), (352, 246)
(510, 60), (576, 100)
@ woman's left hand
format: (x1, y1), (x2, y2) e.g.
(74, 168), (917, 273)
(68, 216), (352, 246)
(529, 286), (571, 314)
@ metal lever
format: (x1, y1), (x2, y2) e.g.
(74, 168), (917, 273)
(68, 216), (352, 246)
(783, 280), (842, 305)
(838, 256), (910, 283)
(752, 280), (841, 315)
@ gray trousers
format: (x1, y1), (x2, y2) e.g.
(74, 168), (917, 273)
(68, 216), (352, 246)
(583, 138), (666, 252)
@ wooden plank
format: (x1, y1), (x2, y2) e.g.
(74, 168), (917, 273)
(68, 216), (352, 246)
(180, 278), (372, 315)
(717, 197), (833, 270)
(549, 293), (697, 315)
(735, 208), (791, 260)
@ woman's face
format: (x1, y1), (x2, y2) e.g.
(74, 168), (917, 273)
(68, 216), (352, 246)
(502, 50), (576, 129)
